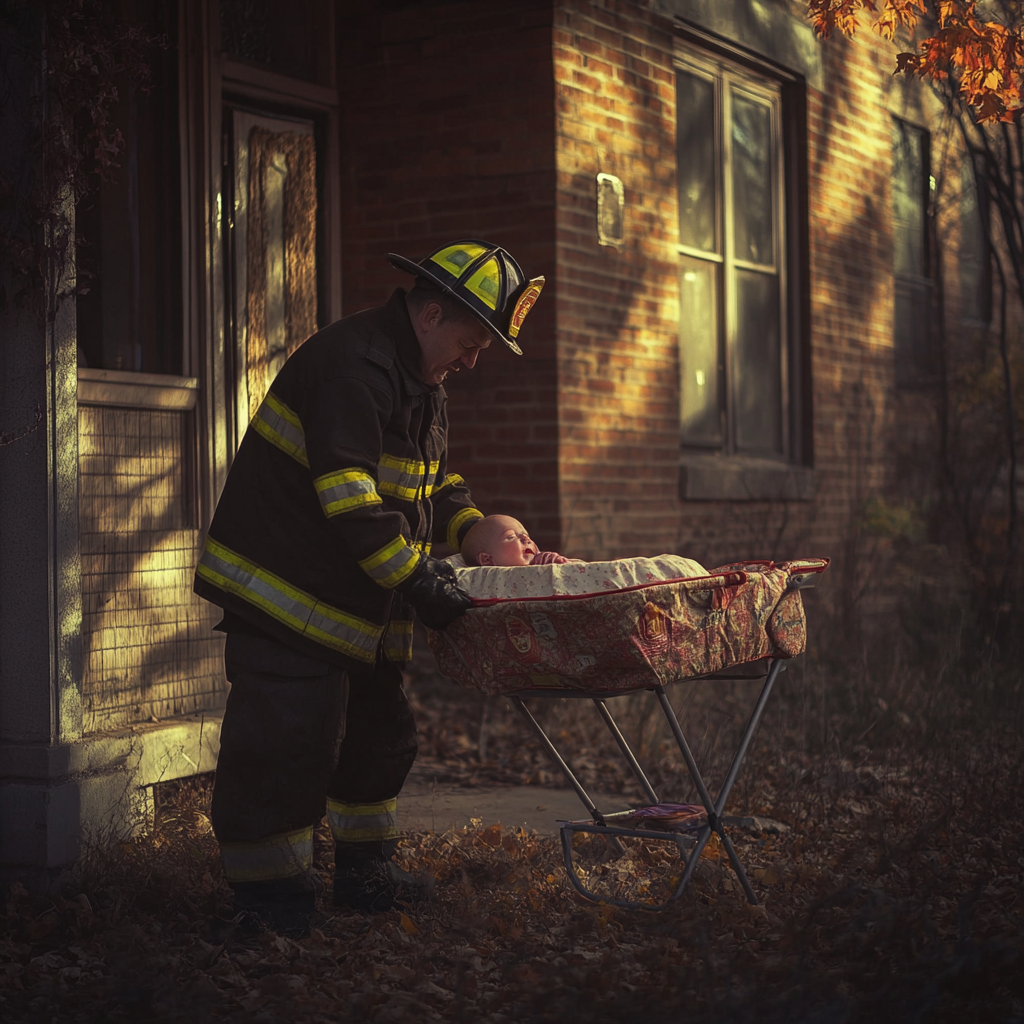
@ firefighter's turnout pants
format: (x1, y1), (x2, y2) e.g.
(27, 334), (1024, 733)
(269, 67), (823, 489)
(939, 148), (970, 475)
(211, 633), (418, 886)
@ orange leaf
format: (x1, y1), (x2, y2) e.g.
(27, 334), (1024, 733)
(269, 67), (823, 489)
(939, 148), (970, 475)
(399, 912), (418, 935)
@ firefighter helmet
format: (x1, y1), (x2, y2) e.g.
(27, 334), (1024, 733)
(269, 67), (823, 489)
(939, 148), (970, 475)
(388, 240), (544, 355)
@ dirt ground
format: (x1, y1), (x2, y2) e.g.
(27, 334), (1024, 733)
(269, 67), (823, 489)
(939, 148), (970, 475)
(1, 641), (1022, 1023)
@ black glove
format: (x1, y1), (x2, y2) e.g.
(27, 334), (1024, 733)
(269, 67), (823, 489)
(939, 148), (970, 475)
(398, 555), (473, 630)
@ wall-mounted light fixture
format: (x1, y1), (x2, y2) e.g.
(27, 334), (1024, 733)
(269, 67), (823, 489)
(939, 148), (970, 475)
(596, 172), (625, 248)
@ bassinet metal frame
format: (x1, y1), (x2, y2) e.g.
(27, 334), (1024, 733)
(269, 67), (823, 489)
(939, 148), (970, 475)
(507, 658), (785, 911)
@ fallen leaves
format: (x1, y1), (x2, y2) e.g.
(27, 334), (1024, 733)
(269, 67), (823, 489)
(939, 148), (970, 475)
(1, 647), (1022, 1021)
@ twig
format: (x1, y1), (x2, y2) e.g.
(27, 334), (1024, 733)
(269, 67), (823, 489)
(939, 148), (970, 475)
(0, 400), (42, 447)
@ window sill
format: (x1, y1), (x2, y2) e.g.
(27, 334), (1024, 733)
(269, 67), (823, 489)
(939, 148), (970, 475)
(77, 368), (198, 411)
(680, 453), (815, 501)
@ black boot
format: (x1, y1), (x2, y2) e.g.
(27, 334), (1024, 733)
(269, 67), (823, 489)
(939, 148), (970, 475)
(231, 875), (318, 937)
(333, 840), (433, 912)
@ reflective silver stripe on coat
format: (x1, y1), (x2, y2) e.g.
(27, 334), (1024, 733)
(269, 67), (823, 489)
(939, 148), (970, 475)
(314, 469), (382, 517)
(383, 618), (414, 662)
(197, 536), (382, 661)
(251, 391), (309, 466)
(357, 536), (421, 588)
(377, 454), (424, 501)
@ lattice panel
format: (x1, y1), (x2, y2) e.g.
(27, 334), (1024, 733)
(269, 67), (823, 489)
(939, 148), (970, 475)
(79, 405), (224, 733)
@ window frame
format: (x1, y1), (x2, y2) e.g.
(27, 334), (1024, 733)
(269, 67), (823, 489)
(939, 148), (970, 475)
(674, 44), (809, 498)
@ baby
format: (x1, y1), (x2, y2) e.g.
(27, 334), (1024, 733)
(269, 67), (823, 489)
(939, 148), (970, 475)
(453, 514), (708, 601)
(461, 515), (579, 567)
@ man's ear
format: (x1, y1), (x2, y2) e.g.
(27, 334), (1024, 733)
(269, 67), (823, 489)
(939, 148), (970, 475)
(478, 552), (494, 566)
(417, 300), (443, 332)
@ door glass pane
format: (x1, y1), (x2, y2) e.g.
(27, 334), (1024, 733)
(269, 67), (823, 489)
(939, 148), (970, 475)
(680, 256), (722, 445)
(731, 93), (773, 266)
(734, 269), (782, 455)
(676, 71), (716, 253)
(265, 149), (289, 382)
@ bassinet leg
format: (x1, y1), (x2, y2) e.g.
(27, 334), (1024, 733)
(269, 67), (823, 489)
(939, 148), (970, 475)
(654, 685), (717, 814)
(714, 659), (784, 817)
(591, 699), (660, 805)
(721, 832), (758, 904)
(508, 696), (603, 823)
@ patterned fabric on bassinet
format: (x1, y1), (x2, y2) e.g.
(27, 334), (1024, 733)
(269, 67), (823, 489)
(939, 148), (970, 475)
(427, 558), (830, 696)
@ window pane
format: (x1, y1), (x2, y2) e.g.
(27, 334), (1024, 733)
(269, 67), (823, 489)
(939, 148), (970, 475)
(676, 71), (716, 253)
(75, 1), (181, 373)
(680, 256), (722, 445)
(733, 269), (782, 455)
(731, 93), (773, 266)
(893, 120), (926, 277)
(960, 158), (989, 320)
(894, 278), (933, 386)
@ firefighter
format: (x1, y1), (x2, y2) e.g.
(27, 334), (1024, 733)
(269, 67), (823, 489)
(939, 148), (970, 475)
(194, 240), (545, 933)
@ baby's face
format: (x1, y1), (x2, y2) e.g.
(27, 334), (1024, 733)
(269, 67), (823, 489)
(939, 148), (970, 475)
(480, 518), (539, 567)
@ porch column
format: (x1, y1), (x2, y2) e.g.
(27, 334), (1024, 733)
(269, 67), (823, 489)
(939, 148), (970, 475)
(0, 4), (83, 885)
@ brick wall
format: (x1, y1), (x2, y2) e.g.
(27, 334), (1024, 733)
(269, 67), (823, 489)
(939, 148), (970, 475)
(337, 0), (562, 547)
(553, 1), (686, 560)
(550, 0), (918, 583)
(337, 0), (989, 599)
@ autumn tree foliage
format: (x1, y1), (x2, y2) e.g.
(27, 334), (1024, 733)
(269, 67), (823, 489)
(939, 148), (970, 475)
(807, 1), (1024, 123)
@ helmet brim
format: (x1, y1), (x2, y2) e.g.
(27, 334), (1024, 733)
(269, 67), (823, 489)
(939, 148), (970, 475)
(388, 252), (524, 356)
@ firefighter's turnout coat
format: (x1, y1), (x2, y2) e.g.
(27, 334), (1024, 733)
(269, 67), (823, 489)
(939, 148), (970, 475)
(194, 289), (484, 672)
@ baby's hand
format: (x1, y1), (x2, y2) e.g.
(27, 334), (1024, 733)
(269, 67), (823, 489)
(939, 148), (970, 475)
(531, 551), (569, 565)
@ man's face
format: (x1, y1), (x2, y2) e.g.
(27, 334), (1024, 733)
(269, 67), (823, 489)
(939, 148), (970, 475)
(479, 516), (539, 567)
(412, 301), (494, 385)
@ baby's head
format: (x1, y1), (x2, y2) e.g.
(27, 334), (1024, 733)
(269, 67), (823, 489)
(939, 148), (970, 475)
(462, 515), (539, 567)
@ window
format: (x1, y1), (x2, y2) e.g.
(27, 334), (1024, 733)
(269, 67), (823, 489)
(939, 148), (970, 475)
(675, 54), (790, 460)
(959, 155), (991, 323)
(892, 118), (933, 385)
(220, 0), (334, 86)
(75, 0), (182, 374)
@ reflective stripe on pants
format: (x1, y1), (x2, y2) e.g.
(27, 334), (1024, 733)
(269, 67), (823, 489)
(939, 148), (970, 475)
(211, 634), (418, 882)
(220, 826), (314, 883)
(327, 798), (399, 842)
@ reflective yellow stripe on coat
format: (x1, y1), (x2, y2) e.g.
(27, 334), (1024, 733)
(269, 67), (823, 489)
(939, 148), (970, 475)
(197, 536), (382, 662)
(383, 618), (414, 662)
(327, 798), (399, 842)
(314, 468), (382, 517)
(377, 454), (441, 501)
(251, 391), (309, 466)
(446, 505), (485, 552)
(358, 536), (421, 588)
(220, 826), (313, 882)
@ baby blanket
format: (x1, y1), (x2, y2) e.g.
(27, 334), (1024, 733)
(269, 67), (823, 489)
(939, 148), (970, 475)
(445, 553), (709, 600)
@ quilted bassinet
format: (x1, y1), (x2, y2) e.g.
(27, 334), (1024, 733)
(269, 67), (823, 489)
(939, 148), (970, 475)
(427, 558), (829, 696)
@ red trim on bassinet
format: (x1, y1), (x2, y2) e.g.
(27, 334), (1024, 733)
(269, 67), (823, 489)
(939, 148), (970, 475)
(465, 556), (830, 608)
